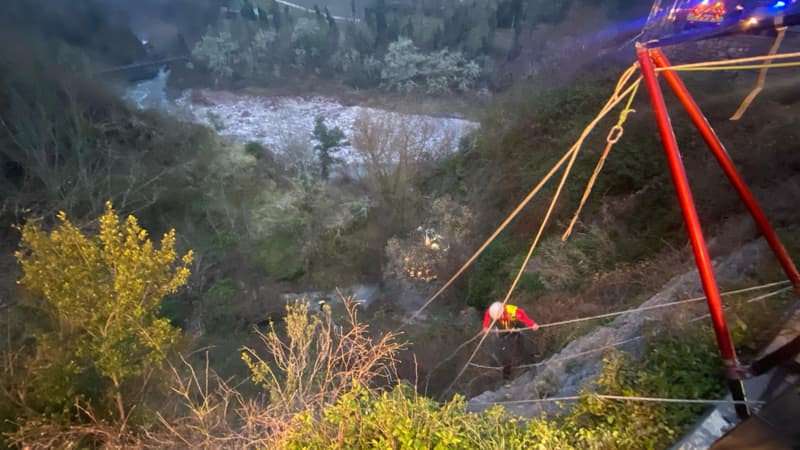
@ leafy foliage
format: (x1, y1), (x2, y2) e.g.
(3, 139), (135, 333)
(465, 236), (517, 308)
(535, 224), (617, 291)
(284, 326), (726, 450)
(11, 202), (192, 432)
(244, 141), (266, 159)
(192, 30), (241, 85)
(562, 329), (725, 449)
(381, 37), (480, 95)
(16, 202), (192, 387)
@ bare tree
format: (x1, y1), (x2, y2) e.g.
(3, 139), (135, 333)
(351, 110), (455, 226)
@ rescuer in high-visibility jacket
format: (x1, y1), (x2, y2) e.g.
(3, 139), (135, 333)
(482, 302), (539, 380)
(482, 302), (539, 332)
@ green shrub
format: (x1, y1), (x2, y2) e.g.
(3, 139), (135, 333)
(465, 236), (517, 308)
(535, 224), (616, 291)
(280, 320), (727, 449)
(285, 383), (542, 449)
(160, 294), (193, 329)
(253, 232), (307, 281)
(244, 141), (265, 159)
(562, 329), (725, 449)
(202, 278), (240, 333)
(517, 271), (546, 296)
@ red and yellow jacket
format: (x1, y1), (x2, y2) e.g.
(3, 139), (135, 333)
(482, 304), (537, 330)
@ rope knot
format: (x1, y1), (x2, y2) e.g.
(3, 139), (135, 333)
(618, 107), (636, 124)
(607, 125), (624, 144)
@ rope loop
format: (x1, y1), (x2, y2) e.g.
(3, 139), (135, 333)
(607, 125), (625, 144)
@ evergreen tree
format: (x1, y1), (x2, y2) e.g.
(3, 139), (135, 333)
(270, 0), (282, 29)
(374, 0), (387, 44)
(325, 6), (336, 29)
(433, 25), (442, 49)
(314, 4), (325, 26)
(403, 18), (414, 38)
(284, 5), (292, 24)
(312, 116), (349, 180)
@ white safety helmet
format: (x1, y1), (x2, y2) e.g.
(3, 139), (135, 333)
(488, 302), (505, 321)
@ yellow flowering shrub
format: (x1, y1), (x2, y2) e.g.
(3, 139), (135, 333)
(15, 201), (193, 415)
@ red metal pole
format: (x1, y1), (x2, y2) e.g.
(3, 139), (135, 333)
(651, 48), (800, 293)
(637, 45), (749, 419)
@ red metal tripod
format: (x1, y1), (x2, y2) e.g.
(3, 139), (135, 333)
(636, 45), (800, 419)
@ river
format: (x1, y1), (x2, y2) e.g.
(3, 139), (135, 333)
(124, 70), (479, 167)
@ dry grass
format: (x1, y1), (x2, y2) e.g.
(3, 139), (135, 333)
(9, 297), (404, 449)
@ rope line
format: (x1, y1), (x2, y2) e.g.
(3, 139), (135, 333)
(488, 280), (791, 334)
(658, 61), (800, 72)
(688, 285), (793, 323)
(468, 285), (791, 372)
(655, 50), (800, 70)
(563, 81), (640, 241)
(407, 63), (641, 325)
(468, 335), (645, 371)
(446, 137), (581, 395)
(730, 27), (787, 121)
(440, 65), (643, 396)
(411, 50), (798, 326)
(471, 394), (766, 407)
(423, 48), (800, 399)
(425, 331), (483, 389)
(438, 260), (790, 391)
(406, 145), (575, 325)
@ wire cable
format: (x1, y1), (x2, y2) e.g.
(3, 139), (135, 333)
(468, 284), (792, 372)
(439, 66), (644, 396)
(730, 27), (787, 120)
(488, 280), (791, 334)
(468, 335), (645, 371)
(424, 331), (484, 391)
(656, 50), (800, 70)
(470, 394), (766, 407)
(406, 64), (642, 324)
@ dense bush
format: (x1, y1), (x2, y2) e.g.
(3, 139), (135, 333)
(6, 204), (192, 445)
(381, 37), (481, 95)
(284, 324), (725, 450)
(465, 236), (518, 308)
(191, 30), (241, 85)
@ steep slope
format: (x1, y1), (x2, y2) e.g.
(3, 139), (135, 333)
(467, 239), (778, 416)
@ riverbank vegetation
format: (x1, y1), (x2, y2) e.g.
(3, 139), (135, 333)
(166, 0), (651, 94)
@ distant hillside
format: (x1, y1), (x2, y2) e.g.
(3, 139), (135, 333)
(1, 0), (147, 66)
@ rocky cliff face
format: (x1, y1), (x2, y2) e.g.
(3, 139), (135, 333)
(468, 239), (769, 417)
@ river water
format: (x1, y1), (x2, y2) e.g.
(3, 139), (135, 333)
(124, 71), (479, 166)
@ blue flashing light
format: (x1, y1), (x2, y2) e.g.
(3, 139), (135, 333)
(773, 1), (787, 8)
